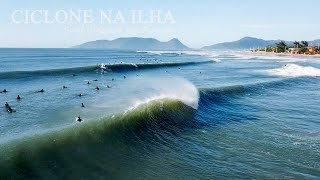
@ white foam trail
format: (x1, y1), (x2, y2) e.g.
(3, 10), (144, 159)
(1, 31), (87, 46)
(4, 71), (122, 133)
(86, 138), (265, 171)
(266, 64), (320, 77)
(129, 77), (199, 110)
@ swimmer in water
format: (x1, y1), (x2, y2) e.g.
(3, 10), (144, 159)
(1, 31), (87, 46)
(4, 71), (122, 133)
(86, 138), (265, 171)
(76, 116), (82, 122)
(81, 103), (85, 107)
(16, 95), (21, 100)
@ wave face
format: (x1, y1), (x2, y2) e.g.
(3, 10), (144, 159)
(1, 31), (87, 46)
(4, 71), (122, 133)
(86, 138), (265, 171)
(0, 99), (196, 179)
(265, 64), (320, 77)
(0, 61), (212, 79)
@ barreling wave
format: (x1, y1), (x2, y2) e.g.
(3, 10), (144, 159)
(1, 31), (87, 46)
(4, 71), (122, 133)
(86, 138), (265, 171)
(0, 98), (196, 178)
(0, 61), (213, 79)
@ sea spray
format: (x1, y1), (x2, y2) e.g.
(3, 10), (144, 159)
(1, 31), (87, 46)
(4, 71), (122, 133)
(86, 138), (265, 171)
(128, 77), (199, 110)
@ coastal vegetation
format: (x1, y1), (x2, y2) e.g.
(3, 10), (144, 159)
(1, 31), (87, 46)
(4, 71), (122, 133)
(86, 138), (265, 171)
(257, 40), (320, 55)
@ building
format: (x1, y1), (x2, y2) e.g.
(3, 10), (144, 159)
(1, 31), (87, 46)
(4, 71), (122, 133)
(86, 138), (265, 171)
(288, 48), (301, 54)
(307, 46), (317, 54)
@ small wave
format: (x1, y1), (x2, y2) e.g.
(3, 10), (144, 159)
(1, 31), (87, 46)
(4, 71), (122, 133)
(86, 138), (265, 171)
(0, 65), (100, 79)
(265, 64), (320, 77)
(137, 50), (222, 62)
(101, 61), (213, 71)
(0, 61), (213, 79)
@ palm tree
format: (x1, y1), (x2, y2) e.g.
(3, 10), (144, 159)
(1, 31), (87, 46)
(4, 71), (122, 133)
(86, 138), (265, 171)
(275, 41), (287, 53)
(301, 41), (309, 47)
(293, 41), (300, 48)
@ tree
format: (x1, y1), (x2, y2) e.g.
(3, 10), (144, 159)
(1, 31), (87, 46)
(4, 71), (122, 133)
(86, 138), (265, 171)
(301, 41), (309, 47)
(293, 41), (300, 48)
(275, 41), (287, 53)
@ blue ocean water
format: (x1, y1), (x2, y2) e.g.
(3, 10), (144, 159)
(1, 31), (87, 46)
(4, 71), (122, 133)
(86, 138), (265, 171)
(0, 48), (319, 179)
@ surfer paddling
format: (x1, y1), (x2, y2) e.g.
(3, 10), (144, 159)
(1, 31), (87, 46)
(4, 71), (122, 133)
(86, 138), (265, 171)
(4, 103), (15, 113)
(7, 106), (15, 113)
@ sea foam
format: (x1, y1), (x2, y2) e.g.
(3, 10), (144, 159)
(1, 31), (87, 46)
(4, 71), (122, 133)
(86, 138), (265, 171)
(266, 64), (320, 77)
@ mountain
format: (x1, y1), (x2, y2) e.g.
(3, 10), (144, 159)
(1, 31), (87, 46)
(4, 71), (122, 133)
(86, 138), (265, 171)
(202, 37), (283, 50)
(73, 37), (190, 50)
(309, 39), (320, 46)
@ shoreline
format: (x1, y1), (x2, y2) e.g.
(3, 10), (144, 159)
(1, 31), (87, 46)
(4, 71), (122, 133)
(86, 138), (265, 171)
(240, 51), (320, 59)
(243, 51), (320, 58)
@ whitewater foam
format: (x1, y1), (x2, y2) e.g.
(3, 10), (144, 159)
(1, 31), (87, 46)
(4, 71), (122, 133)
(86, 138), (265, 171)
(266, 64), (320, 77)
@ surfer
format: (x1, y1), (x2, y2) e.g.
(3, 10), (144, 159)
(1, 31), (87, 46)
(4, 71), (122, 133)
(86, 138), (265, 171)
(124, 76), (126, 79)
(96, 86), (100, 90)
(87, 81), (90, 84)
(81, 103), (85, 107)
(7, 106), (14, 113)
(93, 79), (98, 81)
(112, 78), (114, 81)
(78, 93), (82, 97)
(72, 74), (76, 77)
(16, 95), (21, 100)
(39, 89), (44, 93)
(76, 116), (82, 122)
(107, 85), (111, 88)
(2, 89), (7, 93)
(63, 85), (67, 89)
(4, 102), (9, 108)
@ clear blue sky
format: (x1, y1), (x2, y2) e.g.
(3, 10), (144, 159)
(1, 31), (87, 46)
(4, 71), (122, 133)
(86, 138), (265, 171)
(1, 0), (320, 48)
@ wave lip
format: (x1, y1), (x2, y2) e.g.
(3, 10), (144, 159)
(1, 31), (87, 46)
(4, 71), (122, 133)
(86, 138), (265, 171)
(265, 64), (320, 77)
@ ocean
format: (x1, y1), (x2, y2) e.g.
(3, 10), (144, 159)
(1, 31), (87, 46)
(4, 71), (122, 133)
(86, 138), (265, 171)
(0, 48), (319, 179)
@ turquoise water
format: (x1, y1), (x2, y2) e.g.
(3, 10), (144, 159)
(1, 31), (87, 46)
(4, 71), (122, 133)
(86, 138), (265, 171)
(0, 49), (319, 179)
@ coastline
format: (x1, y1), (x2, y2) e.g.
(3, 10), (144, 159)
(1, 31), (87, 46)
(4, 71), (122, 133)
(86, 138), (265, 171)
(243, 50), (320, 58)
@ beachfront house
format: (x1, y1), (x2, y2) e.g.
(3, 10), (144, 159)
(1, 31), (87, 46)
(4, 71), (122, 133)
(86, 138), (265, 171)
(307, 46), (317, 54)
(288, 48), (301, 54)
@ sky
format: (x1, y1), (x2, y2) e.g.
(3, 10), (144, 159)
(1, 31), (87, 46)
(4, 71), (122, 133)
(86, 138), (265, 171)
(0, 0), (320, 48)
